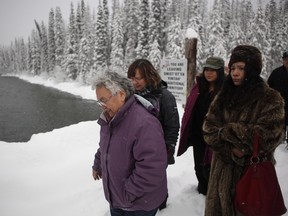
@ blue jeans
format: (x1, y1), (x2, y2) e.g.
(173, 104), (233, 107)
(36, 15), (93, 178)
(110, 207), (158, 216)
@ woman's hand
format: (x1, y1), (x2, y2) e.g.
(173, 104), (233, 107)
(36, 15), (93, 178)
(92, 169), (102, 180)
(232, 148), (245, 158)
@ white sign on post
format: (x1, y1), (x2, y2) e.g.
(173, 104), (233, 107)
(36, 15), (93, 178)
(160, 59), (187, 104)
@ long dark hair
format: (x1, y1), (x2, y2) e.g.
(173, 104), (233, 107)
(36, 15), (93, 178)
(217, 64), (264, 108)
(199, 67), (225, 98)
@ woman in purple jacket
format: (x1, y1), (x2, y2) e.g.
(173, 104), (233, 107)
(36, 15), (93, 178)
(177, 57), (225, 195)
(92, 71), (167, 216)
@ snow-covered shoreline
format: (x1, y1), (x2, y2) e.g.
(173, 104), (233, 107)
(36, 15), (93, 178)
(0, 74), (287, 216)
(5, 73), (97, 100)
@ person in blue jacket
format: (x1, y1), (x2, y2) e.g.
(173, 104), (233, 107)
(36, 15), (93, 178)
(92, 71), (167, 216)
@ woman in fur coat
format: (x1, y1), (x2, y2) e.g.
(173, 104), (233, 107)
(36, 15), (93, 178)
(203, 45), (285, 216)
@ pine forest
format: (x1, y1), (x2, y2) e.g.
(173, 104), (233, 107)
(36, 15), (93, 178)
(0, 0), (287, 84)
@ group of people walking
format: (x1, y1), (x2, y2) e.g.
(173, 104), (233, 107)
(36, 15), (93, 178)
(91, 45), (287, 216)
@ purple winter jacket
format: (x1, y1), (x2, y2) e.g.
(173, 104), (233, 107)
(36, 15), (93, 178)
(93, 95), (168, 211)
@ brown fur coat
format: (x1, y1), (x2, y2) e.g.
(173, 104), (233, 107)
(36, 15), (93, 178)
(203, 81), (285, 216)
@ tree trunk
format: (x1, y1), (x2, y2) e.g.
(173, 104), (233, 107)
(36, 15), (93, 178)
(185, 37), (197, 95)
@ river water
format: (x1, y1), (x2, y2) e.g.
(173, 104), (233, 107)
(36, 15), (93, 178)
(0, 76), (101, 142)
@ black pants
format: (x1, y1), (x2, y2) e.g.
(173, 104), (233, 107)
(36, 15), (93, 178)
(193, 140), (208, 195)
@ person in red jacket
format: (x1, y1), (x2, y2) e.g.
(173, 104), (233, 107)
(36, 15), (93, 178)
(177, 56), (225, 195)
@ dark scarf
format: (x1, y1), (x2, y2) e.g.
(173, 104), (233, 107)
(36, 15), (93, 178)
(136, 87), (153, 96)
(135, 84), (162, 115)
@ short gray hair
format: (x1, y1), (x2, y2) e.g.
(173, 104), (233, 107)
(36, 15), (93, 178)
(92, 71), (135, 100)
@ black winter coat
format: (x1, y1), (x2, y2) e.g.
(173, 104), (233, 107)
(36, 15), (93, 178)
(136, 80), (180, 149)
(268, 65), (288, 124)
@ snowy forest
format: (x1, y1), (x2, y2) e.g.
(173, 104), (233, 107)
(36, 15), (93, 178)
(0, 0), (287, 84)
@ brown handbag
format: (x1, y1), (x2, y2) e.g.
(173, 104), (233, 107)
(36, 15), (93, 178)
(234, 131), (287, 216)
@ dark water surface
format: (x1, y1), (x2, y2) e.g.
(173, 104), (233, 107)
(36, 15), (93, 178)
(0, 76), (101, 142)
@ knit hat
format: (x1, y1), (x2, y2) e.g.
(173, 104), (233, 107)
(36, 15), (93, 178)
(228, 45), (262, 75)
(203, 57), (225, 70)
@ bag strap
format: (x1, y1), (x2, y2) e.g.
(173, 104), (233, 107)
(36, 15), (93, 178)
(251, 131), (260, 164)
(252, 131), (260, 157)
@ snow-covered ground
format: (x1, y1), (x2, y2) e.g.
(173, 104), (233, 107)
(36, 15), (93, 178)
(0, 74), (287, 216)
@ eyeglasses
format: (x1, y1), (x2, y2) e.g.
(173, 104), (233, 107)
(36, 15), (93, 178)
(131, 76), (143, 81)
(96, 94), (115, 107)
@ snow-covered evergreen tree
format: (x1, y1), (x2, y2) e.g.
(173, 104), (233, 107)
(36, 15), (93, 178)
(265, 0), (278, 73)
(165, 17), (184, 59)
(196, 0), (209, 67)
(82, 4), (94, 44)
(102, 0), (110, 66)
(31, 30), (41, 75)
(166, 0), (178, 23)
(40, 21), (49, 72)
(160, 0), (169, 56)
(205, 0), (226, 57)
(228, 21), (245, 53)
(65, 3), (79, 80)
(27, 37), (33, 72)
(250, 3), (270, 78)
(92, 1), (108, 72)
(48, 8), (56, 72)
(187, 0), (201, 31)
(149, 0), (162, 60)
(78, 3), (94, 83)
(12, 38), (28, 72)
(185, 0), (207, 69)
(219, 0), (231, 36)
(78, 37), (91, 83)
(282, 1), (288, 48)
(19, 38), (27, 71)
(123, 0), (139, 67)
(0, 48), (8, 73)
(136, 0), (150, 58)
(148, 39), (162, 71)
(110, 3), (125, 72)
(11, 40), (19, 72)
(219, 0), (232, 55)
(76, 2), (83, 48)
(55, 7), (66, 68)
(241, 0), (254, 44)
(275, 0), (288, 64)
(227, 0), (245, 53)
(7, 43), (15, 72)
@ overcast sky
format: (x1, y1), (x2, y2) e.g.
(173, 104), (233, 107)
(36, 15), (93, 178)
(0, 0), (99, 46)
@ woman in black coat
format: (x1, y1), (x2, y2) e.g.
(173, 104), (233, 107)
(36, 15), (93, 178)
(127, 59), (180, 210)
(128, 59), (180, 165)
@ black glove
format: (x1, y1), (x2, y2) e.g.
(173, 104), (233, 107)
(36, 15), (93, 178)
(167, 145), (175, 165)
